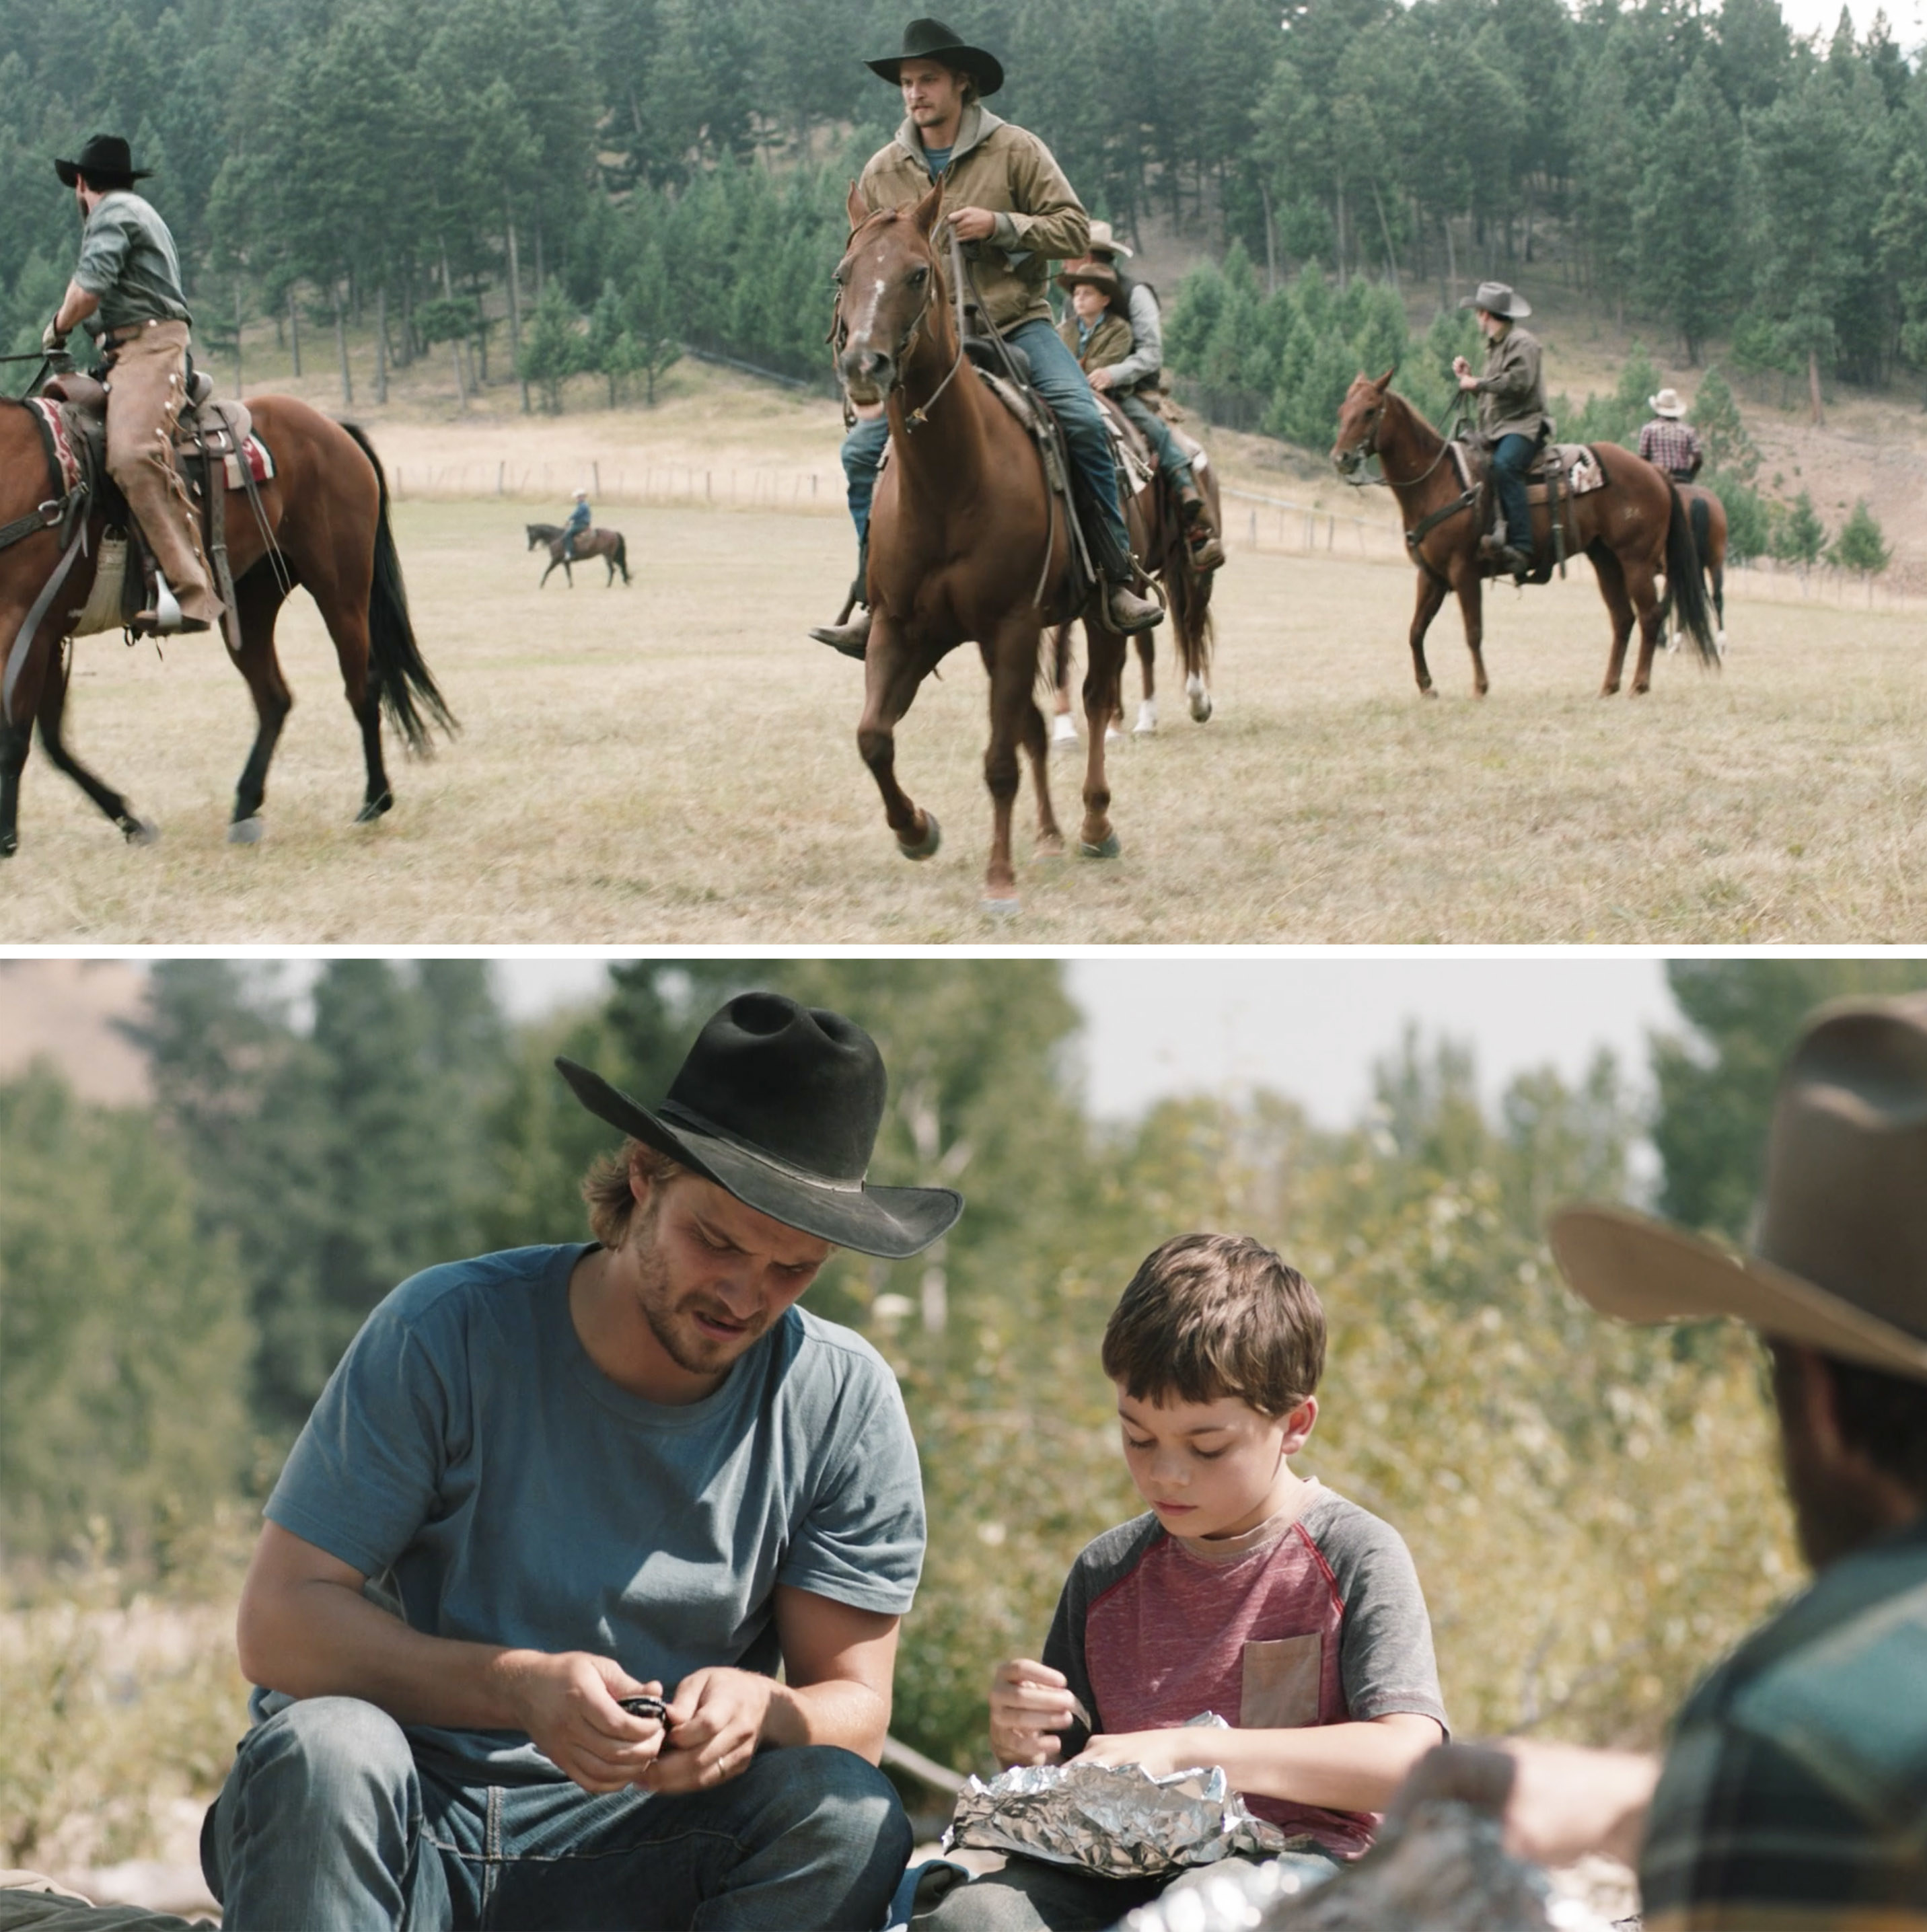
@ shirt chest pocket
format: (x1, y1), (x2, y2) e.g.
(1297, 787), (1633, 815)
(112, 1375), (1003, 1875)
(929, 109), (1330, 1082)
(1240, 1633), (1323, 1730)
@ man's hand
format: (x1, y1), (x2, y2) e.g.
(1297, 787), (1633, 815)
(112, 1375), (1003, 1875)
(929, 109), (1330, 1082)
(42, 315), (67, 353)
(503, 1649), (667, 1796)
(1072, 1727), (1218, 1779)
(1088, 368), (1115, 392)
(1451, 355), (1471, 379)
(1494, 1740), (1660, 1869)
(988, 1658), (1077, 1767)
(639, 1666), (776, 1793)
(945, 207), (998, 244)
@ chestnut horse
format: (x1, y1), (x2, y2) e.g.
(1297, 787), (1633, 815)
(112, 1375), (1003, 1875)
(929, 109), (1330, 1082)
(1331, 371), (1717, 697)
(833, 180), (1128, 913)
(525, 521), (632, 587)
(0, 392), (453, 856)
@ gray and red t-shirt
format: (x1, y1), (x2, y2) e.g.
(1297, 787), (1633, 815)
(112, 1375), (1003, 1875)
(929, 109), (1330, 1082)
(1040, 1481), (1448, 1859)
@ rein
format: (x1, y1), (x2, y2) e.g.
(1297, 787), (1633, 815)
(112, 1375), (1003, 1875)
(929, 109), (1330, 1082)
(903, 227), (970, 435)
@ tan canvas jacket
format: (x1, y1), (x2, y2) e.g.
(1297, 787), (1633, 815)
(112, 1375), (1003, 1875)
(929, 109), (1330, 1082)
(857, 103), (1089, 332)
(1058, 310), (1132, 371)
(1475, 323), (1552, 441)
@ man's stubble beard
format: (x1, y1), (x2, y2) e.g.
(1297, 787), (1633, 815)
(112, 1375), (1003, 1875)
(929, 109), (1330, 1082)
(629, 1210), (766, 1378)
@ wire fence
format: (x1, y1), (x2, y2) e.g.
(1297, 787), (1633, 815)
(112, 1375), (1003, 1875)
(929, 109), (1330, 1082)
(388, 462), (1924, 612)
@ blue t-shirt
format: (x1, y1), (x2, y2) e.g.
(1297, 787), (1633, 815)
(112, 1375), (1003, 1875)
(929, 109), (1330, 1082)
(258, 1242), (926, 1782)
(922, 144), (953, 178)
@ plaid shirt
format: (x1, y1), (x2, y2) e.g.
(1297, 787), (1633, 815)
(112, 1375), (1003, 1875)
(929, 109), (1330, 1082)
(1638, 417), (1703, 477)
(1638, 1516), (1927, 1932)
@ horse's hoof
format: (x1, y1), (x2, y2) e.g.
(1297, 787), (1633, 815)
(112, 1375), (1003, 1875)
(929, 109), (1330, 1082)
(897, 811), (941, 861)
(356, 792), (395, 824)
(982, 893), (1020, 918)
(1079, 832), (1122, 859)
(228, 815), (266, 844)
(0, 833), (16, 859)
(1188, 693), (1212, 723)
(122, 817), (160, 847)
(1034, 833), (1066, 860)
(1420, 688), (1439, 701)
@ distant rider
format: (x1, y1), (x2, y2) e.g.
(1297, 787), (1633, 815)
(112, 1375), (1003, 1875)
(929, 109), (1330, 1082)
(1637, 389), (1703, 483)
(563, 488), (592, 562)
(811, 16), (1163, 657)
(1079, 220), (1225, 571)
(1451, 280), (1551, 579)
(44, 133), (221, 635)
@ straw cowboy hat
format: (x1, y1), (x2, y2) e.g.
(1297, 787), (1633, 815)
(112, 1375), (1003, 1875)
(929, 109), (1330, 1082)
(54, 133), (152, 188)
(1648, 387), (1687, 418)
(555, 991), (964, 1261)
(1550, 995), (1927, 1384)
(1458, 281), (1531, 320)
(1055, 258), (1121, 300)
(867, 17), (1005, 97)
(1085, 220), (1134, 260)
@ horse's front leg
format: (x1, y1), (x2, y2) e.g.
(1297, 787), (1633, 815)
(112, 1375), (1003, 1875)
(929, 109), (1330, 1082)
(1408, 570), (1447, 698)
(980, 612), (1043, 912)
(857, 614), (941, 862)
(34, 645), (156, 846)
(1453, 570), (1488, 697)
(1017, 683), (1064, 858)
(540, 557), (558, 587)
(1079, 611), (1127, 857)
(1134, 632), (1157, 736)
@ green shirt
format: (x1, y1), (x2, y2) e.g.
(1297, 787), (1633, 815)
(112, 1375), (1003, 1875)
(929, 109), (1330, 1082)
(73, 191), (191, 334)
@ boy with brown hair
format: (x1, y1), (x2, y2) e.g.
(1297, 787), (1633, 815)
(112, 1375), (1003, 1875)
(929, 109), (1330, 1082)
(928, 1233), (1448, 1931)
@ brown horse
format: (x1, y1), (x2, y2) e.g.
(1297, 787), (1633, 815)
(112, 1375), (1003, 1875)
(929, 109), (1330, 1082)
(1051, 413), (1219, 741)
(1330, 371), (1717, 697)
(1665, 483), (1728, 655)
(834, 180), (1128, 912)
(0, 392), (453, 856)
(526, 522), (631, 587)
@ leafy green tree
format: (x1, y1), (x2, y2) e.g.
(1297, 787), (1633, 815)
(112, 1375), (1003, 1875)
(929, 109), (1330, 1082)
(1710, 472), (1771, 561)
(1828, 499), (1889, 574)
(1635, 63), (1743, 363)
(1653, 960), (1927, 1241)
(1771, 488), (1825, 568)
(1689, 367), (1760, 482)
(520, 276), (584, 413)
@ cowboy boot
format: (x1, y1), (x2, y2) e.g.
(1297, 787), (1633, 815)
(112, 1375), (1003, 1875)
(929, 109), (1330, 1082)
(1085, 509), (1163, 634)
(1174, 476), (1227, 570)
(810, 538), (872, 658)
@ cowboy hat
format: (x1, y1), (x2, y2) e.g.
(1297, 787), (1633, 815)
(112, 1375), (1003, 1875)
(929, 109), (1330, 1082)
(867, 17), (1005, 97)
(1085, 220), (1134, 260)
(1055, 258), (1121, 299)
(1648, 388), (1686, 418)
(555, 991), (964, 1261)
(54, 134), (152, 188)
(1458, 281), (1531, 320)
(1550, 995), (1927, 1384)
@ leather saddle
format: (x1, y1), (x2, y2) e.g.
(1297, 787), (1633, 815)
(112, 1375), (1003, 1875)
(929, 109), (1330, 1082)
(1450, 436), (1609, 583)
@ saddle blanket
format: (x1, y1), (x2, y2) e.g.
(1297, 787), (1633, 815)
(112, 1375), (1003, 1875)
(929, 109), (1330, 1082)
(27, 397), (275, 496)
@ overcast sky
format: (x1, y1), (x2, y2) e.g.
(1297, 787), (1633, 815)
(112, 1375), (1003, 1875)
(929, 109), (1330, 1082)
(487, 955), (1682, 1129)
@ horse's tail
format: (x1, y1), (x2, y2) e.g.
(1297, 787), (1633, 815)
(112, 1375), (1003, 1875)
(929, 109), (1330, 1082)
(1664, 482), (1718, 667)
(340, 422), (459, 753)
(1688, 492), (1711, 568)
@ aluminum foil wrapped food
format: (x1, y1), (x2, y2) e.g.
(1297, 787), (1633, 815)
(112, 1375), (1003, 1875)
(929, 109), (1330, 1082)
(944, 1717), (1290, 1880)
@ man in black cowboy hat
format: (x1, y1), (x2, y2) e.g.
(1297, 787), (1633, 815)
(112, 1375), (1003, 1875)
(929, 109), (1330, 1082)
(202, 992), (961, 1931)
(810, 17), (1163, 656)
(1403, 992), (1927, 1929)
(1451, 281), (1552, 579)
(45, 134), (222, 634)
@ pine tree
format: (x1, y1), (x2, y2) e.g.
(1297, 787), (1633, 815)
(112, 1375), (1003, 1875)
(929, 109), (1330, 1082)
(1828, 500), (1890, 575)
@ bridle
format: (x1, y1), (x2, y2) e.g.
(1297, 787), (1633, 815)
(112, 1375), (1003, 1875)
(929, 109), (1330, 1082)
(833, 221), (969, 436)
(1336, 389), (1464, 493)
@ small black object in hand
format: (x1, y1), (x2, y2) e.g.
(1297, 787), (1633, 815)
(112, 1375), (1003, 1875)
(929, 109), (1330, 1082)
(618, 1695), (669, 1722)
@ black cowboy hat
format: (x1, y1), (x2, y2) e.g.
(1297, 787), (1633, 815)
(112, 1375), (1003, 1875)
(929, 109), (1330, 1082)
(555, 992), (964, 1260)
(54, 134), (151, 189)
(867, 17), (1005, 98)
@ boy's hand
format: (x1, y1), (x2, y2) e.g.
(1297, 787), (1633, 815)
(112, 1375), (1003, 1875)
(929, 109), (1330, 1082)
(988, 1658), (1078, 1767)
(1072, 1727), (1216, 1780)
(505, 1650), (667, 1795)
(636, 1665), (776, 1794)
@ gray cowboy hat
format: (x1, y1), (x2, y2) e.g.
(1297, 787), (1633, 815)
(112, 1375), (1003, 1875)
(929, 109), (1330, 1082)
(555, 991), (964, 1261)
(54, 133), (152, 188)
(1458, 281), (1531, 320)
(867, 17), (1005, 97)
(1550, 994), (1927, 1384)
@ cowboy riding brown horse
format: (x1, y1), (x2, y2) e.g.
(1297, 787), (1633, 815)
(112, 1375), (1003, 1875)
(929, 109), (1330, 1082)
(834, 178), (1140, 912)
(526, 521), (632, 587)
(0, 381), (454, 856)
(1330, 371), (1717, 698)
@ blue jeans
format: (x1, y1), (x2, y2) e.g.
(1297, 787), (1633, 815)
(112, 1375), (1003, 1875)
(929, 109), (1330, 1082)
(1115, 392), (1192, 491)
(202, 1696), (912, 1931)
(838, 318), (1132, 559)
(1490, 434), (1538, 556)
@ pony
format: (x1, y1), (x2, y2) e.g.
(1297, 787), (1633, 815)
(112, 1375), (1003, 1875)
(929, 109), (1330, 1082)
(833, 179), (1138, 912)
(0, 392), (453, 856)
(1330, 371), (1717, 697)
(525, 522), (631, 587)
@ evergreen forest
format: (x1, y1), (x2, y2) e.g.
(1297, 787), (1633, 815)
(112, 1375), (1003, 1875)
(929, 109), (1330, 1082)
(3, 0), (1926, 428)
(5, 955), (1925, 1861)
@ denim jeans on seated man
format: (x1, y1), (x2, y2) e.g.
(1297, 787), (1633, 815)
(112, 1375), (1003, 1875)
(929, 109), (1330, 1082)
(838, 319), (1135, 560)
(203, 1693), (911, 1932)
(1114, 392), (1193, 493)
(1490, 432), (1539, 560)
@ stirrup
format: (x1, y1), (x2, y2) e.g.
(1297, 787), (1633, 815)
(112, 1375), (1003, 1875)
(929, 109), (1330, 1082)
(133, 572), (186, 636)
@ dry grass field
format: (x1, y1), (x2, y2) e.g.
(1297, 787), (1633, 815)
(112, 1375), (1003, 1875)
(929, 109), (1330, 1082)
(3, 486), (1923, 944)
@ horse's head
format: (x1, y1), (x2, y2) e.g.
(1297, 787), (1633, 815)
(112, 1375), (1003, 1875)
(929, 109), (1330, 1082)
(832, 179), (945, 406)
(525, 525), (542, 550)
(1331, 370), (1396, 478)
